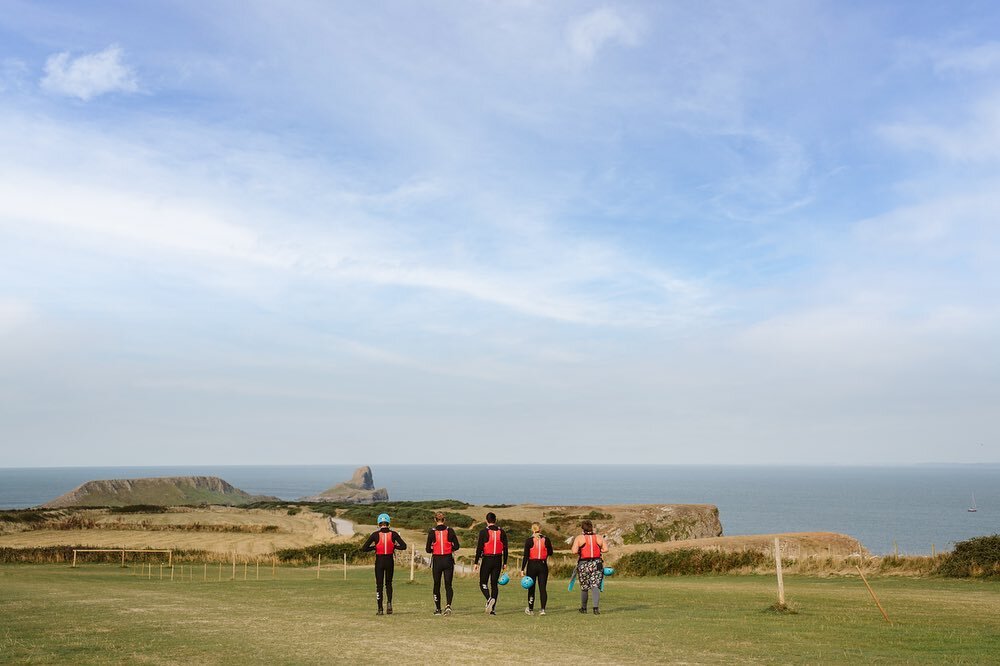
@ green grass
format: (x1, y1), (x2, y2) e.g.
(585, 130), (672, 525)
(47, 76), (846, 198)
(1, 565), (998, 664)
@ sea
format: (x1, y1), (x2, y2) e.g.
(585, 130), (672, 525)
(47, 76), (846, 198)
(1, 464), (997, 556)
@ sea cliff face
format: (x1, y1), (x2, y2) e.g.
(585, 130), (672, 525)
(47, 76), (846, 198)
(41, 476), (278, 508)
(299, 465), (389, 504)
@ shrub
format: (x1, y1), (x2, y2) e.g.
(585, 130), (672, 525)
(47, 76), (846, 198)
(938, 535), (1000, 578)
(621, 519), (697, 545)
(286, 507), (302, 515)
(0, 510), (52, 524)
(109, 505), (168, 514)
(616, 548), (770, 576)
(274, 538), (370, 565)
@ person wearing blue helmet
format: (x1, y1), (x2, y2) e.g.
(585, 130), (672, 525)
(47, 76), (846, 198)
(361, 512), (407, 615)
(520, 522), (552, 615)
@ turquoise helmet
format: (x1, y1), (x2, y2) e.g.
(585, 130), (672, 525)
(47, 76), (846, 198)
(377, 513), (391, 525)
(603, 566), (615, 576)
(520, 575), (534, 589)
(498, 572), (510, 585)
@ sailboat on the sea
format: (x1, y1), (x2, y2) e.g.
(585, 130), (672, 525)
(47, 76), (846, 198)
(968, 492), (978, 513)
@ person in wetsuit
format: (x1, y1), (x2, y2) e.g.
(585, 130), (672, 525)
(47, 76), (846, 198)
(520, 522), (553, 615)
(425, 511), (461, 615)
(361, 513), (407, 616)
(473, 511), (509, 615)
(571, 519), (608, 615)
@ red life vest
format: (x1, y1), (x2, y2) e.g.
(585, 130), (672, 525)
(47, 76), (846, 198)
(580, 534), (602, 559)
(483, 528), (503, 556)
(432, 529), (453, 555)
(375, 531), (395, 555)
(529, 536), (547, 560)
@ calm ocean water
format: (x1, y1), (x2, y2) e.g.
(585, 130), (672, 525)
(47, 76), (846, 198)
(1, 464), (997, 555)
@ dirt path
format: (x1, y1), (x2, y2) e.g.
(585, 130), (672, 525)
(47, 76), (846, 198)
(330, 517), (355, 537)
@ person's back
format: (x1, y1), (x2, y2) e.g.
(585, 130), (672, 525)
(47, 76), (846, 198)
(571, 519), (608, 614)
(521, 523), (552, 615)
(361, 513), (406, 615)
(474, 512), (508, 614)
(425, 512), (460, 615)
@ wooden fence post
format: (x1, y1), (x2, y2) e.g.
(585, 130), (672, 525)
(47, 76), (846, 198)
(410, 546), (415, 581)
(72, 550), (77, 568)
(272, 557), (276, 580)
(121, 547), (126, 569)
(774, 537), (785, 606)
(343, 553), (347, 580)
(317, 554), (321, 579)
(855, 565), (892, 625)
(256, 560), (259, 581)
(232, 552), (236, 580)
(204, 562), (207, 582)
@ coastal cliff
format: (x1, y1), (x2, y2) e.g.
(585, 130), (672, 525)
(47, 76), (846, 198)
(42, 476), (278, 508)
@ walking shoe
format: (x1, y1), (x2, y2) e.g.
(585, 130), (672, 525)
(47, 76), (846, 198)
(484, 597), (496, 615)
(593, 607), (600, 615)
(433, 608), (442, 615)
(525, 607), (533, 615)
(376, 608), (384, 616)
(443, 605), (452, 616)
(386, 604), (393, 615)
(579, 607), (587, 614)
(489, 611), (496, 616)
(539, 609), (546, 616)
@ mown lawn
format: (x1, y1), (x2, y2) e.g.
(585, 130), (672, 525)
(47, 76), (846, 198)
(1, 564), (998, 664)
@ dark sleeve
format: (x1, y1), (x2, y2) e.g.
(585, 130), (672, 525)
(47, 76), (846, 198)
(361, 531), (377, 552)
(545, 536), (553, 559)
(522, 537), (532, 565)
(393, 531), (407, 551)
(425, 529), (434, 554)
(474, 528), (486, 563)
(448, 527), (461, 552)
(501, 529), (509, 566)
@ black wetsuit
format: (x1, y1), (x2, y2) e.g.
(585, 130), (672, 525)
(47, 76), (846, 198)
(522, 535), (553, 611)
(474, 525), (509, 606)
(425, 524), (461, 610)
(361, 528), (407, 610)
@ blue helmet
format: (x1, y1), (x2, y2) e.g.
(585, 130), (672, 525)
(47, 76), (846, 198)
(377, 513), (391, 525)
(520, 575), (534, 589)
(603, 567), (615, 576)
(498, 572), (510, 586)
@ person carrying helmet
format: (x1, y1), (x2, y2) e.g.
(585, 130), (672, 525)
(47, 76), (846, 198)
(520, 522), (552, 615)
(571, 519), (608, 615)
(361, 512), (407, 615)
(473, 511), (509, 615)
(425, 511), (461, 615)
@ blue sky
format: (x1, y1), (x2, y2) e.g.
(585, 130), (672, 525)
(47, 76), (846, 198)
(1, 1), (998, 466)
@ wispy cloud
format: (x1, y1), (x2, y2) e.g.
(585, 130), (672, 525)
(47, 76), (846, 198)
(566, 7), (641, 62)
(40, 45), (138, 100)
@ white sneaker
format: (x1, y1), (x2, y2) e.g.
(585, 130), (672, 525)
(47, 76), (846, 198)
(443, 605), (452, 616)
(524, 607), (532, 615)
(484, 597), (496, 614)
(539, 609), (546, 616)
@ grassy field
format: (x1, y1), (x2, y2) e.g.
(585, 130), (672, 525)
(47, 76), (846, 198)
(1, 565), (998, 664)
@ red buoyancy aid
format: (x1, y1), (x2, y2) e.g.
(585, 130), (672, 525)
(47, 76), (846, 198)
(433, 529), (453, 555)
(483, 528), (503, 556)
(375, 531), (395, 555)
(529, 536), (547, 560)
(580, 534), (602, 559)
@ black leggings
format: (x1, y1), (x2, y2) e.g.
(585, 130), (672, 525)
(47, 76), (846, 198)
(479, 555), (502, 601)
(525, 560), (548, 610)
(374, 555), (394, 608)
(432, 555), (454, 609)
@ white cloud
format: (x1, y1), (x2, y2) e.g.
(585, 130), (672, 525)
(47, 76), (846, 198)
(0, 298), (33, 336)
(40, 45), (138, 100)
(933, 41), (1000, 74)
(0, 58), (29, 93)
(566, 7), (641, 62)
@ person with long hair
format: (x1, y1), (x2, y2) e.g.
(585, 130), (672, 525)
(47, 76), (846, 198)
(520, 522), (552, 615)
(360, 512), (407, 615)
(571, 519), (608, 615)
(425, 511), (461, 615)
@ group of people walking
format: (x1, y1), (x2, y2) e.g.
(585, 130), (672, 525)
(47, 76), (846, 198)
(361, 511), (608, 616)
